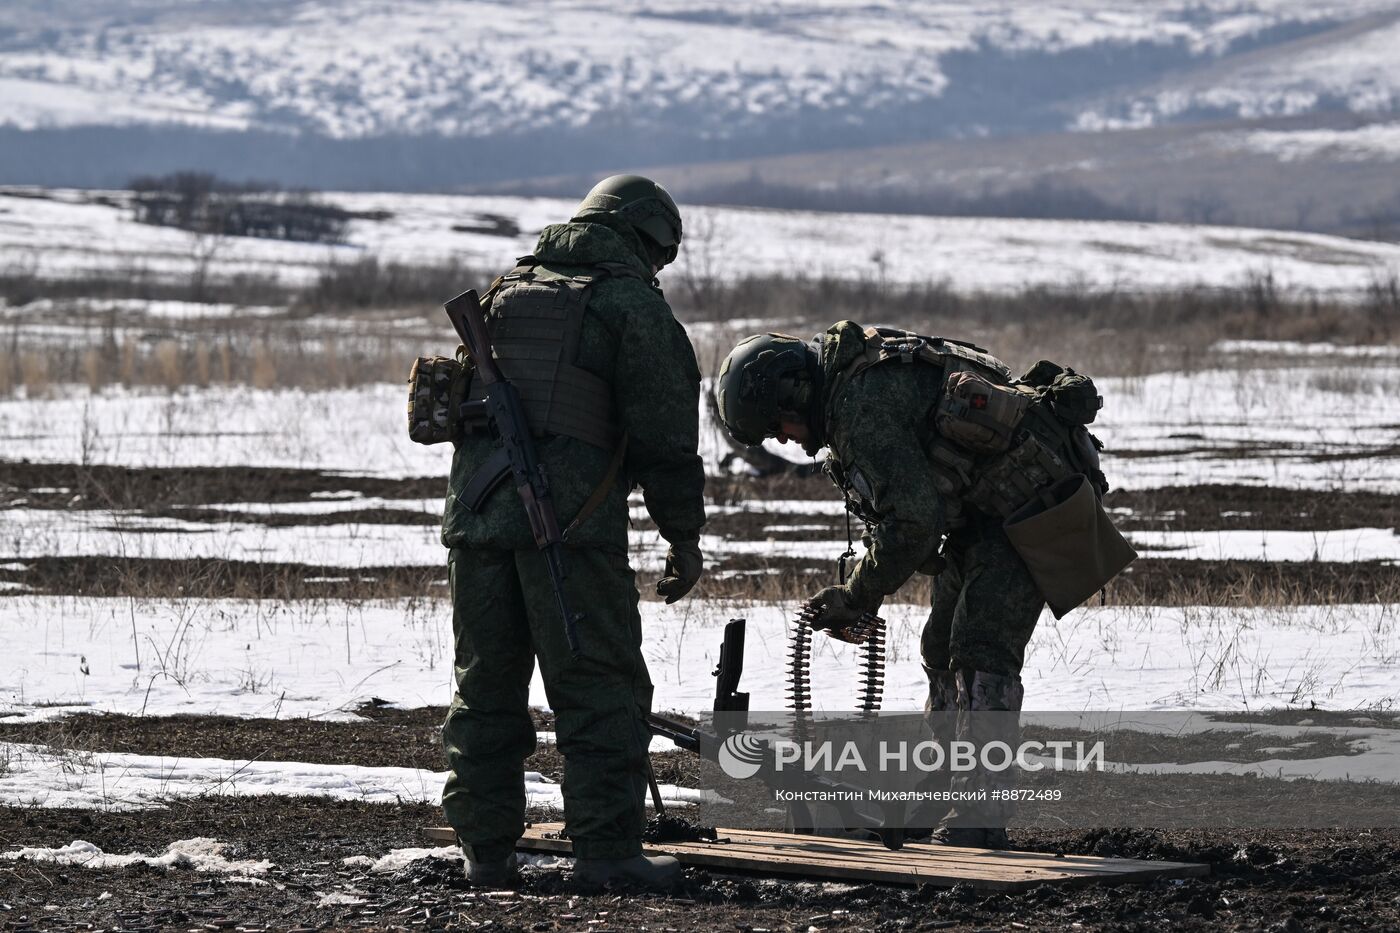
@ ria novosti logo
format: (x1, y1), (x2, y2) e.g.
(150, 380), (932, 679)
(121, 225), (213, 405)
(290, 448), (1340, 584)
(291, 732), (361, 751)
(717, 732), (766, 779)
(716, 731), (1106, 778)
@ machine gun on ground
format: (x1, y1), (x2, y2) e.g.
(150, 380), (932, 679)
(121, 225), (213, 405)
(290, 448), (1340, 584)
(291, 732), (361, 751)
(645, 618), (908, 850)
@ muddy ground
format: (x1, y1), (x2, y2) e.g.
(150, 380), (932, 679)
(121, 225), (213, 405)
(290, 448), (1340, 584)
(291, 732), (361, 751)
(4, 707), (1400, 931)
(3, 461), (1397, 604)
(4, 449), (1399, 929)
(5, 795), (1400, 932)
(5, 462), (1399, 534)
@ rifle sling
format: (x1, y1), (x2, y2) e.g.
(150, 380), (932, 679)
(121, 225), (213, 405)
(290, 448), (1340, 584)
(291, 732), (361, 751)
(461, 434), (629, 533)
(564, 433), (628, 541)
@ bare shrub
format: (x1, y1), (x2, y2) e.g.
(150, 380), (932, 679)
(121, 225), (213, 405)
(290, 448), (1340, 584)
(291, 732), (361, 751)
(294, 257), (485, 313)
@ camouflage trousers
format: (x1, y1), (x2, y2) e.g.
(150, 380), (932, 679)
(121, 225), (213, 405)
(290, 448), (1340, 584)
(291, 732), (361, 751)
(920, 511), (1044, 677)
(441, 546), (654, 862)
(916, 513), (1040, 832)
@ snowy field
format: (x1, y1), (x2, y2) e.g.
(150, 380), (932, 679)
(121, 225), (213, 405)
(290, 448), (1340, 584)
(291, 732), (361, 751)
(2, 364), (1397, 491)
(1, 193), (1397, 841)
(4, 188), (1400, 294)
(3, 597), (1396, 727)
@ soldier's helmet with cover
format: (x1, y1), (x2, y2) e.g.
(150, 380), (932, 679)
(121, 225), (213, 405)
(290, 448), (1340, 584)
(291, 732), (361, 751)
(716, 333), (823, 456)
(573, 174), (684, 269)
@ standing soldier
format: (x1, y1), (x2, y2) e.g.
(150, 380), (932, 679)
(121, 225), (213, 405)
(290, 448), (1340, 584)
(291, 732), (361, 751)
(433, 176), (706, 887)
(714, 322), (1133, 848)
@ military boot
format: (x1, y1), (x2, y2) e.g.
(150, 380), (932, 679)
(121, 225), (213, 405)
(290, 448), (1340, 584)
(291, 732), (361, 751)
(574, 854), (682, 890)
(464, 853), (520, 888)
(905, 668), (959, 842)
(929, 669), (1024, 850)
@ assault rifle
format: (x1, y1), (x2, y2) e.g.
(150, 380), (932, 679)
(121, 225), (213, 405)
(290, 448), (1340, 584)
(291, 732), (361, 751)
(645, 619), (908, 850)
(444, 289), (584, 657)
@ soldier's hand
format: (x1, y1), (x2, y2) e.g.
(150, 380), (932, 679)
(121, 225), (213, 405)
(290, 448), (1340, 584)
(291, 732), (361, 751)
(804, 585), (868, 630)
(656, 538), (703, 604)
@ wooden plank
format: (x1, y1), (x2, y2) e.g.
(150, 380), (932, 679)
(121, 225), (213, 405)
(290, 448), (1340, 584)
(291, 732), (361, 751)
(424, 824), (1208, 890)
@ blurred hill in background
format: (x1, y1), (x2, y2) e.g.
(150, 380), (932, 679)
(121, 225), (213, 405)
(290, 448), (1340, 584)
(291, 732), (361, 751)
(1, 1), (1397, 236)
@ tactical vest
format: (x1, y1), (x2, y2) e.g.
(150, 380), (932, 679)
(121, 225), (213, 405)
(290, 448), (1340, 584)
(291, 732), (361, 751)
(461, 256), (638, 452)
(823, 326), (1107, 524)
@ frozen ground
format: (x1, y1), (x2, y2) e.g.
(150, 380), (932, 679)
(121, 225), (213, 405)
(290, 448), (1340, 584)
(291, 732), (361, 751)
(4, 188), (1400, 295)
(2, 597), (1395, 726)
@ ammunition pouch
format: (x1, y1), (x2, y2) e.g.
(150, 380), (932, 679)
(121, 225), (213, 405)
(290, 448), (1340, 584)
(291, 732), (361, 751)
(1003, 473), (1137, 618)
(407, 354), (469, 445)
(965, 433), (1073, 519)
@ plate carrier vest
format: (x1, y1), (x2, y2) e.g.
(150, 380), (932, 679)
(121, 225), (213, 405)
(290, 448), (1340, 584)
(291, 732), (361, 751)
(823, 326), (1108, 524)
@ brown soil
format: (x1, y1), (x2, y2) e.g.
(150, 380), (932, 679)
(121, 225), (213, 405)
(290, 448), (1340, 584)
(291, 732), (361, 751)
(0, 707), (701, 790)
(4, 554), (1396, 605)
(0, 461), (441, 511)
(3, 710), (1400, 928)
(1105, 485), (1400, 533)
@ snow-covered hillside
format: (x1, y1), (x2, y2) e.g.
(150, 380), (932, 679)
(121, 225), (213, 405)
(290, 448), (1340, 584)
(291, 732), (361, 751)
(4, 187), (1399, 295)
(0, 1), (1396, 155)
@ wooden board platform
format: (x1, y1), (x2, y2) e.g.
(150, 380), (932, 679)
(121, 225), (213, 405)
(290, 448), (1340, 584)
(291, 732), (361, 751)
(423, 824), (1208, 891)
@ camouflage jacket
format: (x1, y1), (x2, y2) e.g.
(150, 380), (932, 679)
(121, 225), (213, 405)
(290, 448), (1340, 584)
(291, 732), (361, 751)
(819, 321), (948, 608)
(441, 214), (706, 551)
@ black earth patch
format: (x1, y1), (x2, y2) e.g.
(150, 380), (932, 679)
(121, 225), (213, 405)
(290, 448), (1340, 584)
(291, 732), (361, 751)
(3, 797), (1400, 931)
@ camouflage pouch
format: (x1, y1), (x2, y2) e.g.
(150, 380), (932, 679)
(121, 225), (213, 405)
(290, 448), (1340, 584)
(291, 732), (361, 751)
(1048, 371), (1102, 425)
(407, 354), (467, 445)
(934, 369), (1032, 454)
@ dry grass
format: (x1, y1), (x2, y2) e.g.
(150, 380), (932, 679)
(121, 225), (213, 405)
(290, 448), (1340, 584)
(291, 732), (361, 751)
(2, 260), (1397, 398)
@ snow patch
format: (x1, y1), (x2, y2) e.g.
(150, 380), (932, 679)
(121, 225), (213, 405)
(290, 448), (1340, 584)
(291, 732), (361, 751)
(1, 837), (270, 876)
(0, 741), (711, 812)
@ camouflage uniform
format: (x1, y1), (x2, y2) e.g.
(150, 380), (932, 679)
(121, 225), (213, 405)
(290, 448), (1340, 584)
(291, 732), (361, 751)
(818, 322), (1036, 840)
(440, 211), (705, 862)
(817, 322), (1045, 679)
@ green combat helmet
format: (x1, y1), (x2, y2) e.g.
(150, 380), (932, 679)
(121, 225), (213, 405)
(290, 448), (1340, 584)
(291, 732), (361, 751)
(715, 333), (824, 455)
(574, 174), (683, 268)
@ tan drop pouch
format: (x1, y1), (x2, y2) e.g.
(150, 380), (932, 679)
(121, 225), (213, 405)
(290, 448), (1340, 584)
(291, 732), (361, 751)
(1003, 473), (1137, 619)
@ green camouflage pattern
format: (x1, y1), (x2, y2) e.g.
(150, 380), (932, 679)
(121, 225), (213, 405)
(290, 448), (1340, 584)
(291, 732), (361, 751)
(442, 213), (705, 549)
(438, 211), (704, 863)
(441, 546), (653, 861)
(407, 354), (463, 446)
(817, 321), (1045, 677)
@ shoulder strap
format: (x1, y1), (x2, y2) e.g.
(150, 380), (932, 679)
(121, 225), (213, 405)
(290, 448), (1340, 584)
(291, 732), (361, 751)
(824, 327), (1013, 427)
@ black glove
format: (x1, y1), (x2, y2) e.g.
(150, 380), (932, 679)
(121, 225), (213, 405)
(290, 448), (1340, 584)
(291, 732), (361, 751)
(804, 584), (869, 630)
(656, 538), (703, 604)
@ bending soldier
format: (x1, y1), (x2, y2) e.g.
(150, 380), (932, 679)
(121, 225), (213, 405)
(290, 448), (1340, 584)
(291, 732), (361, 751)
(716, 322), (1133, 848)
(436, 176), (706, 887)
